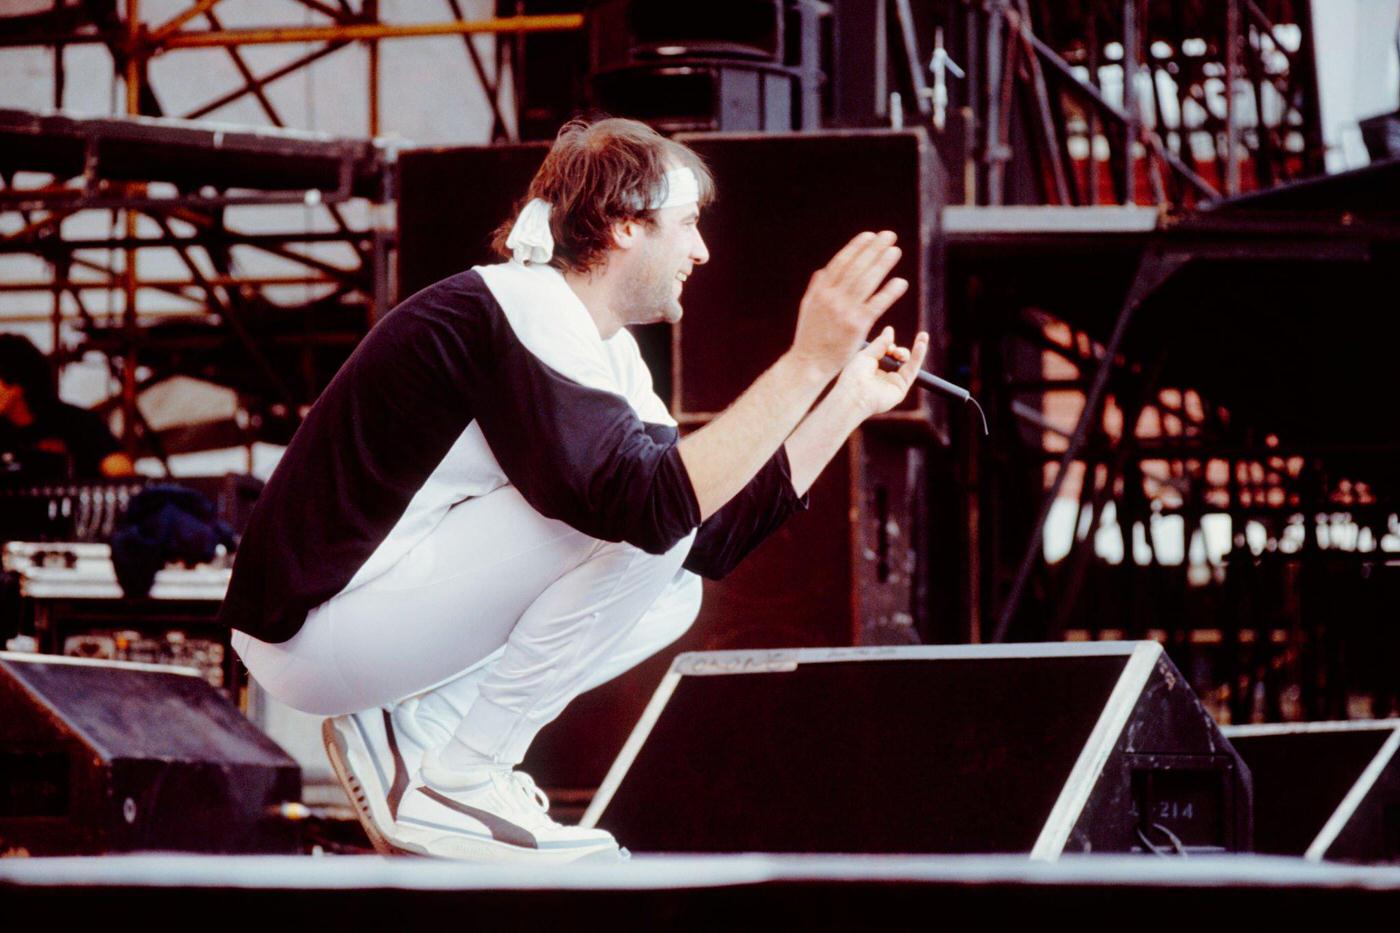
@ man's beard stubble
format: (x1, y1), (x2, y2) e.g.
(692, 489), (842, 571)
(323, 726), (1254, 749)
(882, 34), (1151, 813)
(617, 254), (682, 327)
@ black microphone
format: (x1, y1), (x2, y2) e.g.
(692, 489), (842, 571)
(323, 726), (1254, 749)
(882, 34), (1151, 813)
(875, 354), (970, 401)
(866, 341), (989, 435)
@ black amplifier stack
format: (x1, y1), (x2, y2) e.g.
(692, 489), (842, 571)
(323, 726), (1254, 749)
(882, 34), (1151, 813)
(0, 652), (302, 855)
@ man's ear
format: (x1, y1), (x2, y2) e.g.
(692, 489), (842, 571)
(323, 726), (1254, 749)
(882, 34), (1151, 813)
(611, 218), (640, 251)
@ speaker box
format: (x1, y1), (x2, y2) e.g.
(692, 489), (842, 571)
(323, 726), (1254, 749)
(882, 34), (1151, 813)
(1223, 720), (1400, 862)
(589, 0), (787, 67)
(671, 129), (943, 435)
(0, 652), (302, 855)
(582, 642), (1252, 855)
(397, 141), (549, 300)
(587, 0), (825, 132)
(592, 62), (797, 134)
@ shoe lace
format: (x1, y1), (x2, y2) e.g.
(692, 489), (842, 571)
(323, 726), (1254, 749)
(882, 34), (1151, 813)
(508, 771), (550, 813)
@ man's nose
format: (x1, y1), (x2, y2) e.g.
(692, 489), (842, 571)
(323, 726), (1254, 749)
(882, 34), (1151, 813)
(692, 230), (710, 266)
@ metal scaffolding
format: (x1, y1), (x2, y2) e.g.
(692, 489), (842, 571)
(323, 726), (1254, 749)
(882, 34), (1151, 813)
(912, 0), (1325, 208)
(0, 1), (585, 465)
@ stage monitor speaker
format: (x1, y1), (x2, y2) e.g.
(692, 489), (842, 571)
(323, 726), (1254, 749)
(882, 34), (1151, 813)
(0, 652), (302, 855)
(1223, 720), (1400, 863)
(582, 642), (1252, 856)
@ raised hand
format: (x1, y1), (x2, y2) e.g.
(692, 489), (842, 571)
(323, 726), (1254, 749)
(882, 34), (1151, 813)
(790, 231), (909, 378)
(834, 325), (930, 417)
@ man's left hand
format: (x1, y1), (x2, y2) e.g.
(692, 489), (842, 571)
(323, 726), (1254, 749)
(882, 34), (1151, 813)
(833, 326), (930, 418)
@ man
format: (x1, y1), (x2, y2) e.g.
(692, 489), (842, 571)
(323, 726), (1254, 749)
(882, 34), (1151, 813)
(0, 333), (134, 480)
(221, 118), (929, 862)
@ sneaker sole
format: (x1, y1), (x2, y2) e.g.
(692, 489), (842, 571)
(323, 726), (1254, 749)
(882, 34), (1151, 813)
(390, 825), (622, 864)
(322, 717), (416, 857)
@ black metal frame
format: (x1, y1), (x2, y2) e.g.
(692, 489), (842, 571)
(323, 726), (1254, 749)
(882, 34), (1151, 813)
(893, 0), (1325, 208)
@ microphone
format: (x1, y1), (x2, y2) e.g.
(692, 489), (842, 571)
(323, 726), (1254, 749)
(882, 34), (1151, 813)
(875, 355), (970, 402)
(866, 341), (989, 435)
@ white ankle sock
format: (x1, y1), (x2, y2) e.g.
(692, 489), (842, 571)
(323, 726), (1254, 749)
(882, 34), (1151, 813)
(438, 735), (496, 772)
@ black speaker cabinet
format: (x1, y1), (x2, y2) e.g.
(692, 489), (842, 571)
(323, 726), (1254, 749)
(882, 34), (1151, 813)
(0, 652), (302, 855)
(589, 0), (787, 68)
(582, 642), (1252, 856)
(397, 141), (549, 302)
(1223, 720), (1400, 863)
(592, 62), (797, 134)
(672, 129), (944, 437)
(587, 0), (824, 133)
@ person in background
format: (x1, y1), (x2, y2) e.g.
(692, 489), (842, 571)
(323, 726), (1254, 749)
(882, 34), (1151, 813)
(0, 333), (134, 480)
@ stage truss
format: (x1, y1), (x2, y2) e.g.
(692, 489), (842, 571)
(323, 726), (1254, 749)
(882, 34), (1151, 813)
(0, 1), (581, 463)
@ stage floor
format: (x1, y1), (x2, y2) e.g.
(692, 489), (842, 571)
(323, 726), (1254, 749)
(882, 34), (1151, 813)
(4, 853), (1400, 928)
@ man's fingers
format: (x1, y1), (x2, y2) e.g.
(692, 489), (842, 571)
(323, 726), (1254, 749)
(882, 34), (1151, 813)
(848, 244), (901, 306)
(864, 276), (909, 317)
(862, 325), (896, 359)
(828, 230), (896, 283)
(824, 231), (881, 281)
(899, 332), (931, 381)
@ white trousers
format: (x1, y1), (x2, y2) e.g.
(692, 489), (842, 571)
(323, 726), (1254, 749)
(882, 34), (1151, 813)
(233, 484), (702, 765)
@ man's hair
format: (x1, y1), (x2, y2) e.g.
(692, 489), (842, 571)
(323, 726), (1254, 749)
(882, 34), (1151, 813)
(0, 333), (57, 411)
(491, 117), (715, 274)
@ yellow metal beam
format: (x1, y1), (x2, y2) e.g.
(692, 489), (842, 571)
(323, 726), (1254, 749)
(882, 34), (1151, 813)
(149, 0), (226, 44)
(0, 275), (338, 293)
(158, 14), (584, 50)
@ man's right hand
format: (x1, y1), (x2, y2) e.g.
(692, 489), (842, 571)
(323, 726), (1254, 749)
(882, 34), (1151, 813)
(789, 231), (909, 378)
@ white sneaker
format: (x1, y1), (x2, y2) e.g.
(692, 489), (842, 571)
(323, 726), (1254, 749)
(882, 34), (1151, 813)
(322, 709), (419, 855)
(394, 748), (624, 863)
(322, 654), (503, 855)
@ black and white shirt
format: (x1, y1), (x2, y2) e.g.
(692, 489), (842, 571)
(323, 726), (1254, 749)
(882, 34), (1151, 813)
(220, 261), (807, 643)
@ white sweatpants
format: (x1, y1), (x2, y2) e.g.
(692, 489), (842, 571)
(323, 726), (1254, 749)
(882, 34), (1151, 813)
(233, 483), (702, 765)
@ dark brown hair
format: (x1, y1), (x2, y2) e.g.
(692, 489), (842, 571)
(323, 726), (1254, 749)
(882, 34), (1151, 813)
(491, 117), (714, 273)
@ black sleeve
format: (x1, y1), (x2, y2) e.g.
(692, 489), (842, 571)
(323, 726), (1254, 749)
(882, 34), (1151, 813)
(682, 444), (810, 580)
(471, 319), (702, 556)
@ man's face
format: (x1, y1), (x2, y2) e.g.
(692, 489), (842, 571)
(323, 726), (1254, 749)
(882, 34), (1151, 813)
(615, 202), (709, 327)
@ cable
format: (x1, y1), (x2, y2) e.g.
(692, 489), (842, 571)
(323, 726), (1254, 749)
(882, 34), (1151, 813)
(1136, 822), (1189, 858)
(871, 343), (990, 435)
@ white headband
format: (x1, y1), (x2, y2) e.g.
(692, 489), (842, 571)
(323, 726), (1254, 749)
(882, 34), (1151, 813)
(505, 167), (700, 264)
(651, 166), (700, 210)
